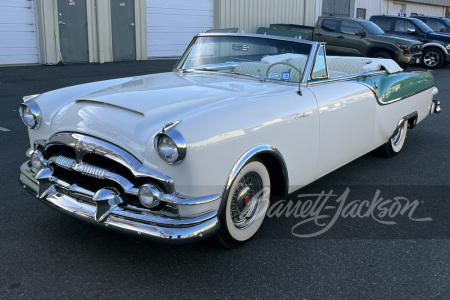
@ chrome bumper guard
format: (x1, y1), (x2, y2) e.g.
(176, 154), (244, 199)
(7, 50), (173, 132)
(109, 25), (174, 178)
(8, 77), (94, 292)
(19, 162), (220, 243)
(430, 100), (442, 115)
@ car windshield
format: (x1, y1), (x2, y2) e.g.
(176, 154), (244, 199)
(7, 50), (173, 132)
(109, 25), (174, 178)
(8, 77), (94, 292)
(361, 20), (385, 34)
(410, 18), (433, 33)
(441, 18), (450, 28)
(176, 35), (313, 83)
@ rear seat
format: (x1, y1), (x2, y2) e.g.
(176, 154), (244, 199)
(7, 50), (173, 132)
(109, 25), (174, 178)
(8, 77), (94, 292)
(326, 57), (373, 76)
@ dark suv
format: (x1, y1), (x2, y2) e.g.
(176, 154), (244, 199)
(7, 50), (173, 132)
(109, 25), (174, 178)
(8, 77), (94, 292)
(370, 15), (450, 68)
(411, 16), (450, 34)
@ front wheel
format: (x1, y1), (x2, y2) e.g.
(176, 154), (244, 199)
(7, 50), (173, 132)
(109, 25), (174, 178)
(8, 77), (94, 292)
(378, 121), (408, 158)
(422, 48), (444, 69)
(215, 160), (271, 248)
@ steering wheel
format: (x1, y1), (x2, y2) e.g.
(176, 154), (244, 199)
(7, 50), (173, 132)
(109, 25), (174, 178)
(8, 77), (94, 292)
(265, 61), (302, 78)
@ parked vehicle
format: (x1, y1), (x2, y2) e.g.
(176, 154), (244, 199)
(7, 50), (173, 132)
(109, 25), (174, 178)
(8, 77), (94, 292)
(411, 16), (450, 34)
(370, 15), (450, 69)
(19, 33), (441, 247)
(270, 16), (423, 67)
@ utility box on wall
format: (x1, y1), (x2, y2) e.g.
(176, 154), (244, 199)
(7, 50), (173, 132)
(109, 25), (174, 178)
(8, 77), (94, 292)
(35, 0), (146, 64)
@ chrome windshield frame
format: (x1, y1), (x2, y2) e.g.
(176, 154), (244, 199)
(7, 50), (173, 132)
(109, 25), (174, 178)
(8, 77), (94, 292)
(173, 33), (320, 85)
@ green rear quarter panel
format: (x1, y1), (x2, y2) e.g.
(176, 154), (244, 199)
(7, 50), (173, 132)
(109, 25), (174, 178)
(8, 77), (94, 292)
(356, 71), (434, 104)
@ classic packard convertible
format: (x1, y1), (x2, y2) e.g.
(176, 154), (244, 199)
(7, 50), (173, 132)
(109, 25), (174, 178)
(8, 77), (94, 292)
(19, 33), (441, 247)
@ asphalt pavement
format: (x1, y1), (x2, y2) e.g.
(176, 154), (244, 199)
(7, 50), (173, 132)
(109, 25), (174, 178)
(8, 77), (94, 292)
(0, 61), (449, 299)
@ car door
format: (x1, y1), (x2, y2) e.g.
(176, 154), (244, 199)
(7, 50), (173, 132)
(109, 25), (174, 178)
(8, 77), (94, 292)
(314, 19), (342, 54)
(306, 46), (376, 177)
(393, 19), (426, 41)
(333, 20), (367, 56)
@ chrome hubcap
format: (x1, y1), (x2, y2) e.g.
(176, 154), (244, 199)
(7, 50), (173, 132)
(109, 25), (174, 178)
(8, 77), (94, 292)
(423, 51), (440, 67)
(230, 172), (263, 229)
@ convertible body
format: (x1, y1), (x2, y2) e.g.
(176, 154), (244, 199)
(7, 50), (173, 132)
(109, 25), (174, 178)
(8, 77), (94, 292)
(18, 34), (441, 246)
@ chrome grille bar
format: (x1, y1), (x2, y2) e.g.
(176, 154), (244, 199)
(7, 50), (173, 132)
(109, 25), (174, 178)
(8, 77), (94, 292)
(74, 162), (107, 179)
(55, 155), (106, 179)
(55, 155), (76, 170)
(53, 155), (138, 195)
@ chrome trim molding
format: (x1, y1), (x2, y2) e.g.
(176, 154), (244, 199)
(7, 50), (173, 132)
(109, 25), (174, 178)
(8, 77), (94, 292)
(154, 121), (187, 165)
(220, 144), (289, 213)
(19, 95), (42, 129)
(309, 71), (386, 87)
(302, 43), (319, 85)
(195, 32), (316, 45)
(395, 111), (418, 133)
(379, 86), (434, 106)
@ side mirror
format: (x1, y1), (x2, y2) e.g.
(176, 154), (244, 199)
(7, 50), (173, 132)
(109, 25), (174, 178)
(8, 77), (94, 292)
(355, 31), (366, 36)
(407, 28), (417, 35)
(440, 28), (449, 33)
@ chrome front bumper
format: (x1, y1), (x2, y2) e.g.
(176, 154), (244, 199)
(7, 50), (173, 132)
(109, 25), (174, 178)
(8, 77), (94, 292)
(19, 162), (220, 243)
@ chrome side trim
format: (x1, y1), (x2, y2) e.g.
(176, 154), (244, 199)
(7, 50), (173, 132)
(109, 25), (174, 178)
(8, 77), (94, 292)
(220, 144), (289, 213)
(377, 86), (434, 106)
(45, 133), (175, 193)
(308, 70), (386, 86)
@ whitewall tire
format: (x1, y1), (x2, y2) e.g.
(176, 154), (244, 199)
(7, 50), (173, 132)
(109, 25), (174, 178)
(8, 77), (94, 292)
(379, 121), (408, 157)
(216, 160), (271, 248)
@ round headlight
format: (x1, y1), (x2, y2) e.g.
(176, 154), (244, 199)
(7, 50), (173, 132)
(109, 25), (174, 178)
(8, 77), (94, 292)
(155, 122), (187, 165)
(19, 105), (36, 128)
(157, 134), (179, 164)
(19, 100), (41, 129)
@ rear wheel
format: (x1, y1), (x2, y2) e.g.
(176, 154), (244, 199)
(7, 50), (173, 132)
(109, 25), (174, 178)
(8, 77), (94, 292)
(378, 121), (408, 158)
(215, 160), (271, 248)
(422, 48), (444, 69)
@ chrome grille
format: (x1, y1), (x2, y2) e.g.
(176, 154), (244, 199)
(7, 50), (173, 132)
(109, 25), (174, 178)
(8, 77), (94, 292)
(55, 155), (107, 179)
(55, 155), (76, 170)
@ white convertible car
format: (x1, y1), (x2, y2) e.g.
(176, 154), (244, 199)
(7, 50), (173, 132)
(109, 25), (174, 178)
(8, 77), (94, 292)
(19, 33), (441, 247)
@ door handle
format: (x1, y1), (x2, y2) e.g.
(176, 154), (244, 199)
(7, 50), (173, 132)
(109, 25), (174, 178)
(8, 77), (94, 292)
(130, 23), (135, 27)
(337, 36), (344, 38)
(315, 33), (322, 36)
(59, 21), (66, 25)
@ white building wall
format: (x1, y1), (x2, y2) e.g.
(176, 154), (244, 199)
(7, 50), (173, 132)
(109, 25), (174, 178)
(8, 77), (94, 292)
(216, 0), (320, 34)
(146, 0), (213, 58)
(354, 0), (450, 20)
(0, 0), (39, 64)
(399, 2), (445, 17)
(355, 0), (446, 19)
(354, 0), (385, 19)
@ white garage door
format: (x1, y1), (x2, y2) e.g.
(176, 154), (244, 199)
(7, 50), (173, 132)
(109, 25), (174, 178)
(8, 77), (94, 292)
(146, 0), (213, 58)
(0, 0), (39, 65)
